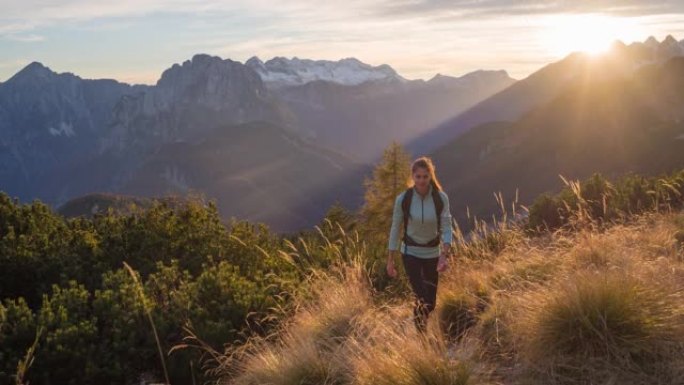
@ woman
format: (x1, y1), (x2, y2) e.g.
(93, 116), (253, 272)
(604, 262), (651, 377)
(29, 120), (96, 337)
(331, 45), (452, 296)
(386, 156), (452, 332)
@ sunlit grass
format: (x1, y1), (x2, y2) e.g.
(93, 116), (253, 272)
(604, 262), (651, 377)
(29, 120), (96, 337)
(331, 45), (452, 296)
(515, 271), (684, 384)
(182, 189), (684, 385)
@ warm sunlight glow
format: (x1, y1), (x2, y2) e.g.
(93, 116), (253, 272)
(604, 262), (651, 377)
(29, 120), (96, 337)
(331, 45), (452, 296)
(543, 14), (646, 57)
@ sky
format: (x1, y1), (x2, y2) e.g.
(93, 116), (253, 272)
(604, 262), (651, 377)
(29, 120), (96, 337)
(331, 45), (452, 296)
(1, 0), (684, 85)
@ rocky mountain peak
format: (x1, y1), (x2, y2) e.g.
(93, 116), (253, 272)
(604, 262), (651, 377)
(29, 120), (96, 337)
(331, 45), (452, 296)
(245, 56), (265, 69)
(656, 35), (684, 57)
(644, 36), (660, 48)
(663, 34), (678, 46)
(7, 61), (57, 84)
(427, 69), (515, 87)
(104, 54), (290, 155)
(152, 54), (267, 110)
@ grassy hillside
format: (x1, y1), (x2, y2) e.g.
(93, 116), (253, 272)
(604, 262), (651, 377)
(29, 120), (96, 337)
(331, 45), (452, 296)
(4, 166), (684, 384)
(196, 200), (684, 384)
(189, 172), (684, 385)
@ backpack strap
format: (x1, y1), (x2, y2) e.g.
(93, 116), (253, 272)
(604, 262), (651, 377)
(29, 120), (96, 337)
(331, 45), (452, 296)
(432, 187), (444, 235)
(401, 187), (413, 243)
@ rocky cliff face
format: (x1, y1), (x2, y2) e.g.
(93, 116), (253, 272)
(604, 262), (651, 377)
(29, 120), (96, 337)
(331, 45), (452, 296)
(103, 54), (295, 155)
(0, 55), (296, 207)
(0, 62), (138, 202)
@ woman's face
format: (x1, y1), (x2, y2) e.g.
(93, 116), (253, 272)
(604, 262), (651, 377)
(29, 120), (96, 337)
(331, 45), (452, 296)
(412, 166), (430, 191)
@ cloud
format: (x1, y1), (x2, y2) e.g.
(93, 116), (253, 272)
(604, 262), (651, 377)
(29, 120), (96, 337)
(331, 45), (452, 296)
(5, 0), (683, 38)
(1, 0), (683, 83)
(4, 34), (45, 42)
(0, 21), (36, 36)
(0, 58), (30, 69)
(1, 1), (344, 23)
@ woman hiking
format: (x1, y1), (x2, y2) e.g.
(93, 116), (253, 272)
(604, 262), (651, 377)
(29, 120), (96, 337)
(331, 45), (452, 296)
(386, 156), (453, 333)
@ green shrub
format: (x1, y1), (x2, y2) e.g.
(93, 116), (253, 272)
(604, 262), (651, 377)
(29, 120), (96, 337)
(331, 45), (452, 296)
(527, 193), (564, 230)
(527, 170), (684, 231)
(32, 282), (99, 385)
(0, 298), (37, 384)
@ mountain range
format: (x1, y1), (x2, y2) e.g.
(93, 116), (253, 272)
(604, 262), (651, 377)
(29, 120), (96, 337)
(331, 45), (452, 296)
(2, 35), (684, 231)
(410, 34), (684, 156)
(0, 52), (513, 231)
(431, 36), (684, 224)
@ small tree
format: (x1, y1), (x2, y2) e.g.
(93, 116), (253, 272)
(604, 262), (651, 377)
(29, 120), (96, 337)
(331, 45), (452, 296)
(360, 142), (412, 242)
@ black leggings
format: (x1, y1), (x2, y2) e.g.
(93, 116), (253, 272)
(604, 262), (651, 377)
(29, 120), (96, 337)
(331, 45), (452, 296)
(402, 253), (439, 332)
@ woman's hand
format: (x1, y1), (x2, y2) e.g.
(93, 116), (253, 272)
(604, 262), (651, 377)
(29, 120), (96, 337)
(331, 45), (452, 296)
(437, 244), (451, 273)
(386, 252), (397, 278)
(437, 254), (448, 273)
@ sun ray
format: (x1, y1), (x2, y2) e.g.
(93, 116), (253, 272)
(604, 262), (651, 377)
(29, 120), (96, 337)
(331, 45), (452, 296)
(541, 14), (647, 57)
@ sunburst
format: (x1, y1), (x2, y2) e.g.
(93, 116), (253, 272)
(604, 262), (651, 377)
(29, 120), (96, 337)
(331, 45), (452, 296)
(543, 14), (645, 57)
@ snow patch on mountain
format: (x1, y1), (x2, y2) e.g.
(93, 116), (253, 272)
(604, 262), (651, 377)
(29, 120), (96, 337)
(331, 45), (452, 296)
(246, 56), (405, 88)
(48, 122), (76, 137)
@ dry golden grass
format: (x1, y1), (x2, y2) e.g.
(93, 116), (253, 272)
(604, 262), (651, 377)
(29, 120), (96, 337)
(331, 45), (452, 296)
(350, 324), (472, 385)
(191, 210), (684, 385)
(474, 212), (684, 384)
(221, 260), (479, 385)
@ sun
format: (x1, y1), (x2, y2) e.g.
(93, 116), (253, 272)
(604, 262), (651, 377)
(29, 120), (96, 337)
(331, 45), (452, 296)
(543, 14), (644, 57)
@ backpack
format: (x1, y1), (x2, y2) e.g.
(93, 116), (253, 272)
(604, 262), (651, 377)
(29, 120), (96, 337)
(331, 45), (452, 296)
(401, 187), (444, 248)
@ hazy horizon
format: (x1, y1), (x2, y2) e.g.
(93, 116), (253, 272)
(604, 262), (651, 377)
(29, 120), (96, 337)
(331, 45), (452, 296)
(2, 1), (684, 85)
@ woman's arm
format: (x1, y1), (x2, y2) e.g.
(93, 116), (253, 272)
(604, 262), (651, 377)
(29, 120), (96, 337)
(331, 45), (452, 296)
(387, 193), (404, 253)
(438, 192), (453, 272)
(440, 191), (453, 247)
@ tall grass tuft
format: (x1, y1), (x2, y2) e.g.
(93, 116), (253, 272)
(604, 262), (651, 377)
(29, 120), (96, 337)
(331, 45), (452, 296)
(13, 327), (42, 385)
(517, 272), (684, 384)
(124, 262), (171, 385)
(206, 259), (372, 385)
(351, 327), (472, 385)
(228, 337), (345, 385)
(436, 272), (489, 341)
(453, 191), (527, 262)
(477, 300), (515, 360)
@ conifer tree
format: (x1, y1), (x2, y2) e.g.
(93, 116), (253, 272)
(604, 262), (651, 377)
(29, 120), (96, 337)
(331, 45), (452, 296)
(361, 142), (412, 241)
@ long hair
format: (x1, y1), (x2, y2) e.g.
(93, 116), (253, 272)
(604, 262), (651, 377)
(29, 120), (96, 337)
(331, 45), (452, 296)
(411, 156), (443, 192)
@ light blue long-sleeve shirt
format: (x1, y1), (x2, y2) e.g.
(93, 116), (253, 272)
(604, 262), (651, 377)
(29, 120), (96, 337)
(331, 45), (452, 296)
(388, 184), (453, 259)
